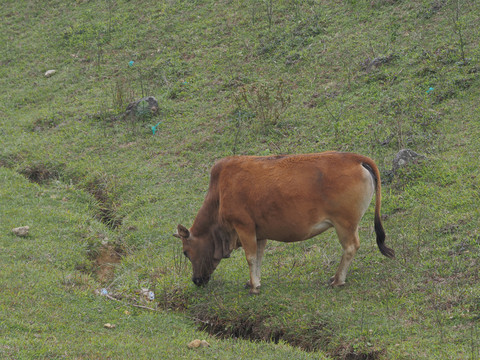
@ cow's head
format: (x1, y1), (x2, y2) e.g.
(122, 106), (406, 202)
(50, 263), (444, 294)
(174, 224), (233, 287)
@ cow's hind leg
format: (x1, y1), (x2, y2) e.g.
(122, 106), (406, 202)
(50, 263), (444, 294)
(330, 226), (360, 287)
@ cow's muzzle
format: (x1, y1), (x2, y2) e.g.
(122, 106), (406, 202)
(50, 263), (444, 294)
(193, 276), (210, 287)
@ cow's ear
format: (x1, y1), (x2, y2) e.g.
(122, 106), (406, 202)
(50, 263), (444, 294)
(175, 224), (190, 239)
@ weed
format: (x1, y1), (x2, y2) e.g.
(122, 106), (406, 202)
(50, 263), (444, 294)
(265, 0), (274, 30)
(233, 79), (291, 133)
(229, 109), (255, 155)
(323, 99), (344, 143)
(112, 76), (135, 114)
(451, 0), (468, 65)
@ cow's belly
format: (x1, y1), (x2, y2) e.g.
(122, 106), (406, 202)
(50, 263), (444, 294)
(256, 219), (333, 243)
(307, 220), (334, 238)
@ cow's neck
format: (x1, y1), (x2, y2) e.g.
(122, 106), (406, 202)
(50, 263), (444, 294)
(190, 193), (219, 237)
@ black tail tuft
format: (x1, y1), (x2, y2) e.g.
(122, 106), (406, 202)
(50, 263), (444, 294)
(375, 216), (395, 258)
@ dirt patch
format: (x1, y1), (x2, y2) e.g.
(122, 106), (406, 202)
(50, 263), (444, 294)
(91, 243), (123, 283)
(18, 162), (61, 184)
(17, 164), (123, 229)
(195, 311), (280, 343)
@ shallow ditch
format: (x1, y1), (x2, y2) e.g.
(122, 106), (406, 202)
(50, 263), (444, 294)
(84, 176), (124, 229)
(17, 161), (123, 229)
(191, 305), (384, 359)
(16, 162), (125, 282)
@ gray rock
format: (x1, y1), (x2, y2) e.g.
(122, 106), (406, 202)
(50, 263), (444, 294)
(393, 149), (427, 172)
(12, 226), (30, 237)
(124, 96), (159, 120)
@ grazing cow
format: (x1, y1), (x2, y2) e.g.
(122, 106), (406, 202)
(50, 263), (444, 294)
(174, 152), (394, 294)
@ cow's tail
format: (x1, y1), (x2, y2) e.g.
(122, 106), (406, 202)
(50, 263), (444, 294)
(361, 159), (395, 259)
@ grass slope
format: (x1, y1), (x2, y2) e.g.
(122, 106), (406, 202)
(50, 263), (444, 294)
(1, 0), (480, 358)
(0, 168), (325, 359)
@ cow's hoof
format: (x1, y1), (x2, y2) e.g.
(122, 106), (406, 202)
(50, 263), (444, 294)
(249, 288), (260, 295)
(329, 276), (345, 287)
(245, 281), (261, 294)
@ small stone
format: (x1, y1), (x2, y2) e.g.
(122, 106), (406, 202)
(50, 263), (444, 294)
(12, 226), (30, 237)
(103, 323), (116, 329)
(392, 149), (427, 173)
(188, 339), (210, 349)
(188, 339), (202, 348)
(45, 70), (56, 77)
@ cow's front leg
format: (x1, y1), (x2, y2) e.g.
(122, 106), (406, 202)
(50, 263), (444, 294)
(234, 225), (263, 294)
(244, 239), (267, 294)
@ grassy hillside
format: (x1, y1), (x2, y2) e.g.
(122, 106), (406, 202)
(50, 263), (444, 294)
(1, 0), (479, 358)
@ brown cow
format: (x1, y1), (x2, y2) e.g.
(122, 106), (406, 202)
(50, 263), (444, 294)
(174, 152), (394, 294)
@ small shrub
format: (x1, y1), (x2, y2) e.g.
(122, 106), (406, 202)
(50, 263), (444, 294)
(112, 76), (135, 114)
(233, 79), (291, 132)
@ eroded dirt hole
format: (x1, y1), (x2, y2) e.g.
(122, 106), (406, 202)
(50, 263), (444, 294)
(194, 310), (326, 351)
(19, 162), (60, 184)
(96, 205), (123, 229)
(86, 243), (124, 283)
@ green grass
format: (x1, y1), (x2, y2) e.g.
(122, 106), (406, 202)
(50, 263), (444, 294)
(0, 168), (325, 359)
(1, 0), (480, 358)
